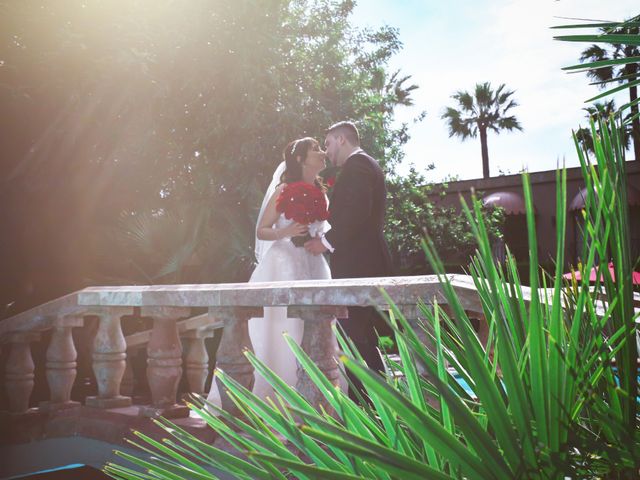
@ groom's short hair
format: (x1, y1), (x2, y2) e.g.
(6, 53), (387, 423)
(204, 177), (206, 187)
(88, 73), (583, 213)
(326, 121), (360, 146)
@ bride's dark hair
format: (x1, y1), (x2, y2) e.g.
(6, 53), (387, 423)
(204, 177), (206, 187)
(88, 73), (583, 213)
(281, 137), (320, 184)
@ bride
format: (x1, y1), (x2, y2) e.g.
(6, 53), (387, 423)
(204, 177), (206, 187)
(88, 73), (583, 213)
(207, 137), (331, 405)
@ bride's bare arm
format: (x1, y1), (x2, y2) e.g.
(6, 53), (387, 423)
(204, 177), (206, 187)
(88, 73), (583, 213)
(256, 186), (308, 240)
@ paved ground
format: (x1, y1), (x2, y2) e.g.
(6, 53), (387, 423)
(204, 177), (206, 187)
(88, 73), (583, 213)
(0, 437), (234, 480)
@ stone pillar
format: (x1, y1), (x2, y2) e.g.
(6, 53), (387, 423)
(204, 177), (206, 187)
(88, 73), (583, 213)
(290, 306), (344, 410)
(40, 315), (84, 411)
(402, 303), (447, 387)
(140, 306), (190, 418)
(181, 329), (211, 395)
(4, 332), (40, 414)
(468, 310), (489, 347)
(398, 304), (427, 344)
(210, 307), (259, 413)
(120, 357), (135, 397)
(86, 308), (132, 408)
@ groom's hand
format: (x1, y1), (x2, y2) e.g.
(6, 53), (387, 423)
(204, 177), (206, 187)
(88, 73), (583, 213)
(304, 237), (327, 255)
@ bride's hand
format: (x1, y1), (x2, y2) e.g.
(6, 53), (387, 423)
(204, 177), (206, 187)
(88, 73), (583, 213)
(280, 222), (308, 239)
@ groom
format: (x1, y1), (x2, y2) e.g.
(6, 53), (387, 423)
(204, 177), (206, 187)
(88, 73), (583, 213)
(305, 121), (393, 401)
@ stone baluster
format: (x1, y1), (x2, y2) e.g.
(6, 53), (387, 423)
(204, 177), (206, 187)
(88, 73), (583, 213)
(40, 315), (84, 411)
(86, 308), (132, 408)
(181, 329), (212, 396)
(468, 310), (489, 347)
(140, 306), (191, 418)
(210, 307), (259, 413)
(400, 303), (443, 382)
(120, 357), (135, 397)
(4, 332), (40, 414)
(290, 306), (345, 410)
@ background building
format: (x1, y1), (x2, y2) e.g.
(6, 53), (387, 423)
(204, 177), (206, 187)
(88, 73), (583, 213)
(429, 162), (640, 276)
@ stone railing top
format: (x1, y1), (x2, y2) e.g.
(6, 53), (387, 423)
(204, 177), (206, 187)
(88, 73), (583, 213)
(0, 275), (478, 340)
(0, 291), (88, 338)
(2, 274), (634, 340)
(77, 275), (483, 311)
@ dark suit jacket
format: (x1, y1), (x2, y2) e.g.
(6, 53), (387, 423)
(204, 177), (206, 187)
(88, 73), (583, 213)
(324, 151), (393, 279)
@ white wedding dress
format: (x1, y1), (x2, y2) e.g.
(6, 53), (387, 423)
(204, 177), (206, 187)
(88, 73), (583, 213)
(205, 161), (333, 409)
(205, 214), (331, 406)
(246, 213), (331, 399)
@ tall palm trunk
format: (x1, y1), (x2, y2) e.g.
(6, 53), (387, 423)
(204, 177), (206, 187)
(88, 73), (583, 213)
(629, 84), (640, 162)
(624, 56), (640, 162)
(479, 126), (490, 178)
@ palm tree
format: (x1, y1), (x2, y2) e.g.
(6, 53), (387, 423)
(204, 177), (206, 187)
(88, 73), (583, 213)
(386, 70), (419, 107)
(579, 22), (640, 161)
(370, 69), (419, 111)
(575, 100), (632, 154)
(442, 82), (522, 179)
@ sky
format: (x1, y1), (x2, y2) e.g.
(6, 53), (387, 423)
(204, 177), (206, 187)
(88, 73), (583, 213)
(352, 0), (638, 181)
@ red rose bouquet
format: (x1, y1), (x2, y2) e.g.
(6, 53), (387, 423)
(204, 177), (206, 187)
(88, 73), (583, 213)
(276, 182), (330, 246)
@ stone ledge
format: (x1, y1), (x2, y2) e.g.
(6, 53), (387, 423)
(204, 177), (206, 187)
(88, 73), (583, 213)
(86, 395), (132, 409)
(137, 403), (190, 419)
(77, 275), (484, 312)
(0, 404), (215, 447)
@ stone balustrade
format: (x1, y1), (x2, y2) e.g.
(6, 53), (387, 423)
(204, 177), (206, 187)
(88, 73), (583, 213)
(1, 274), (637, 457)
(1, 275), (488, 435)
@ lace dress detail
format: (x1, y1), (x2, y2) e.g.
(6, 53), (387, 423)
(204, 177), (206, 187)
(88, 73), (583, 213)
(249, 214), (331, 283)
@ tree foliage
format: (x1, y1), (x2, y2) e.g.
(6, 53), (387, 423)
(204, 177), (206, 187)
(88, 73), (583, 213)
(385, 167), (504, 274)
(555, 14), (640, 160)
(575, 100), (632, 154)
(578, 20), (640, 161)
(0, 0), (422, 312)
(0, 0), (498, 315)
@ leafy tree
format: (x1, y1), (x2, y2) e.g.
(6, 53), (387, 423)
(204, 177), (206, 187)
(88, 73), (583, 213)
(385, 166), (504, 274)
(441, 82), (522, 179)
(0, 0), (420, 313)
(577, 20), (640, 161)
(0, 0), (510, 321)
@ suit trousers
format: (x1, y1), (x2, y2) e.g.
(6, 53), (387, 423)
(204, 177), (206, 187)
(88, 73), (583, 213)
(337, 306), (390, 403)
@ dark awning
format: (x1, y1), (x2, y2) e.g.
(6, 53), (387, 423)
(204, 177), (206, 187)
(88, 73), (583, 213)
(482, 191), (527, 215)
(569, 186), (640, 211)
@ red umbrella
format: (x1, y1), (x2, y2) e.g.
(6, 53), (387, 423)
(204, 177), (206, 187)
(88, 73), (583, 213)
(563, 262), (640, 285)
